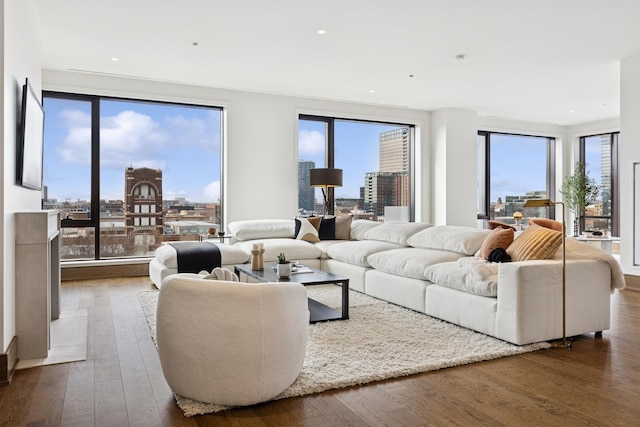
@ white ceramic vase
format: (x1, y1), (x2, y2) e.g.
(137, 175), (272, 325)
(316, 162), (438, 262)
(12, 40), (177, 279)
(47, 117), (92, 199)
(277, 263), (291, 278)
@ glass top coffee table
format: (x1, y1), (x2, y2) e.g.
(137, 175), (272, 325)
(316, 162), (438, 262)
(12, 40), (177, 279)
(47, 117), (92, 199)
(234, 263), (349, 323)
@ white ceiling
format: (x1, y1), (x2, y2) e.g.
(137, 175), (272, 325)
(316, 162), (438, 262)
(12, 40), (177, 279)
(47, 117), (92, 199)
(34, 0), (640, 126)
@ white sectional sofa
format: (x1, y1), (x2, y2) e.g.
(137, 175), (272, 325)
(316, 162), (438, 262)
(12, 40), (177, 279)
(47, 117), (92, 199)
(149, 218), (626, 345)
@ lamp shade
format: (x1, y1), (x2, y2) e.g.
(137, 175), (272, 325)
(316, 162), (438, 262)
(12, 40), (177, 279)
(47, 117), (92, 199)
(523, 198), (552, 208)
(310, 168), (343, 187)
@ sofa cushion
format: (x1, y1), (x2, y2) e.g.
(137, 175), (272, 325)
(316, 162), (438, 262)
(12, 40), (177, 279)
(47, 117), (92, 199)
(488, 220), (517, 231)
(294, 218), (320, 242)
(528, 218), (563, 231)
(367, 248), (464, 281)
(478, 227), (515, 260)
(425, 258), (499, 297)
(229, 219), (295, 241)
(318, 217), (336, 240)
(350, 220), (383, 240)
(325, 240), (404, 267)
(155, 242), (250, 269)
(334, 215), (352, 240)
(234, 238), (321, 262)
(362, 221), (431, 246)
(407, 225), (490, 255)
(507, 223), (562, 261)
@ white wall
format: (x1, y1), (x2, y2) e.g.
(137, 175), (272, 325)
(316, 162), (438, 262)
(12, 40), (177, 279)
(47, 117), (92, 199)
(42, 70), (431, 225)
(431, 109), (478, 226)
(620, 53), (640, 276)
(1, 0), (43, 352)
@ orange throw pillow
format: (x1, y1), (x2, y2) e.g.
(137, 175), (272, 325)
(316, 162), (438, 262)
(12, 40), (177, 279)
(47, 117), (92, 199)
(507, 223), (562, 261)
(488, 220), (517, 231)
(479, 227), (515, 260)
(528, 218), (563, 232)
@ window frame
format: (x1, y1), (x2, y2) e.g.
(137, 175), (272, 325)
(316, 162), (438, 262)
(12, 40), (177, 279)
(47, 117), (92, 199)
(43, 90), (224, 260)
(578, 132), (619, 236)
(298, 114), (416, 221)
(477, 130), (557, 222)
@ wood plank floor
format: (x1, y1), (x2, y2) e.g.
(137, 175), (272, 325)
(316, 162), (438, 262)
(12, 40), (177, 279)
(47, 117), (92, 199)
(1, 276), (639, 426)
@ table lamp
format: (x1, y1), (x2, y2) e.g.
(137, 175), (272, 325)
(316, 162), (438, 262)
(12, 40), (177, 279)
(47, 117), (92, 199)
(310, 168), (343, 216)
(523, 198), (570, 349)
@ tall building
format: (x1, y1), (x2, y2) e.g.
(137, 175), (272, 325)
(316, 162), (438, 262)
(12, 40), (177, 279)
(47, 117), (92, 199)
(124, 167), (163, 249)
(379, 128), (409, 172)
(298, 160), (316, 213)
(362, 128), (410, 218)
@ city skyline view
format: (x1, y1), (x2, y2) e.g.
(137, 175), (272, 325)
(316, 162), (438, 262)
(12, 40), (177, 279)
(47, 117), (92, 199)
(43, 97), (222, 204)
(298, 119), (404, 200)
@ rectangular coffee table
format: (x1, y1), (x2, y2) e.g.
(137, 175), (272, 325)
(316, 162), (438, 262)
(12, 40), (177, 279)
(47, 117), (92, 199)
(234, 263), (349, 323)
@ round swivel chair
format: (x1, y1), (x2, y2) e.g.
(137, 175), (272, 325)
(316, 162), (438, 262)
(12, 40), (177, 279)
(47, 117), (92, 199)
(156, 274), (309, 406)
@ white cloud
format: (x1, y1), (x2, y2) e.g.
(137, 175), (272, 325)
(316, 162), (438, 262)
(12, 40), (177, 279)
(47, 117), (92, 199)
(203, 180), (221, 202)
(298, 129), (324, 157)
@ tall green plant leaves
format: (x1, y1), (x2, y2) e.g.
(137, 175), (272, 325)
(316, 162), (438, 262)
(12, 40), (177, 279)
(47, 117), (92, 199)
(560, 162), (600, 215)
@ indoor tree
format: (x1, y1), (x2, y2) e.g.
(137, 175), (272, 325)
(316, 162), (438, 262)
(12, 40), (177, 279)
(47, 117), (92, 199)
(560, 162), (600, 236)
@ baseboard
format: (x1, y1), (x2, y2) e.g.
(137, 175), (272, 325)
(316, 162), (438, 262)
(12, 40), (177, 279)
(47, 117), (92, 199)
(0, 336), (18, 386)
(62, 263), (149, 281)
(624, 274), (640, 291)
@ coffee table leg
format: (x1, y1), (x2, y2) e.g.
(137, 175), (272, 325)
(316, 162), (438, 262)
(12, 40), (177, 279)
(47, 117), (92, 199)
(341, 279), (349, 320)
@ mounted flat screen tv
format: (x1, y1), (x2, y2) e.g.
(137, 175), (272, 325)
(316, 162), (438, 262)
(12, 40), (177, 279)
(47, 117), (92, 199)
(16, 78), (44, 190)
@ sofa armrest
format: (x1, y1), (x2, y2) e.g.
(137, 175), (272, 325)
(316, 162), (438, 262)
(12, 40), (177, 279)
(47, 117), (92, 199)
(495, 259), (611, 345)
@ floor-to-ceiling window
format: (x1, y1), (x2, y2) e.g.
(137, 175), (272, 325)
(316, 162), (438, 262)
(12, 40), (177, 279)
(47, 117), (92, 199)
(43, 92), (223, 260)
(477, 131), (556, 226)
(580, 132), (619, 235)
(298, 115), (414, 221)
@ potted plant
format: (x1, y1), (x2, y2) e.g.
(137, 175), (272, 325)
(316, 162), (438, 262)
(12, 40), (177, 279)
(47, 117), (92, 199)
(276, 252), (291, 278)
(560, 162), (600, 236)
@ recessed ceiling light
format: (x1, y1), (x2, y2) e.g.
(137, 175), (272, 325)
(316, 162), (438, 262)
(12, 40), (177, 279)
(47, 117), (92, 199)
(369, 90), (376, 93)
(317, 29), (326, 35)
(454, 54), (466, 61)
(192, 42), (199, 46)
(409, 74), (414, 78)
(110, 57), (119, 61)
(569, 110), (575, 113)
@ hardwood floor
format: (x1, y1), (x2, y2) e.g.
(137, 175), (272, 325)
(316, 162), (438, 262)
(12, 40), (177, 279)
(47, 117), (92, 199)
(1, 277), (639, 426)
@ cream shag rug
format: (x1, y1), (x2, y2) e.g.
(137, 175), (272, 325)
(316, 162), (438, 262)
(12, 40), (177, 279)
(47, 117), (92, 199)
(138, 285), (549, 417)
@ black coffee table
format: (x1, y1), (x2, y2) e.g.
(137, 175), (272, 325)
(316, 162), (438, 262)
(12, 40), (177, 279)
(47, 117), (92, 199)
(234, 263), (349, 323)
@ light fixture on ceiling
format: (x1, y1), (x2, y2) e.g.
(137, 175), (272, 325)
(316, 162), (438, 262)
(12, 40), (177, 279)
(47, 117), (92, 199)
(317, 29), (326, 35)
(454, 54), (466, 61)
(369, 89), (376, 93)
(110, 57), (119, 61)
(192, 42), (199, 46)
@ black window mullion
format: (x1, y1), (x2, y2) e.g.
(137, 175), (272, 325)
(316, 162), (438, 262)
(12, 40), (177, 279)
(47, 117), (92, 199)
(92, 98), (100, 259)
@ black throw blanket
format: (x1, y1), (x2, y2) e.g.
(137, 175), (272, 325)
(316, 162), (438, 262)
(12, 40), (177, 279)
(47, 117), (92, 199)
(169, 242), (222, 274)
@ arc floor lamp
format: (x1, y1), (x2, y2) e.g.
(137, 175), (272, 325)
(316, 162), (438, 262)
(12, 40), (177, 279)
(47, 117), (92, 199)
(310, 168), (342, 216)
(523, 198), (570, 349)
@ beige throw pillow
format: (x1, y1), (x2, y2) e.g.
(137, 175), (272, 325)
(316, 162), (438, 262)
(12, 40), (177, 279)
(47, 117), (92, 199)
(507, 223), (562, 261)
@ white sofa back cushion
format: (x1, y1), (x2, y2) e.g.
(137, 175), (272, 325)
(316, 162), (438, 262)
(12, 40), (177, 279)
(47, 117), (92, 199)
(407, 225), (490, 256)
(362, 221), (432, 246)
(350, 220), (383, 240)
(229, 219), (295, 241)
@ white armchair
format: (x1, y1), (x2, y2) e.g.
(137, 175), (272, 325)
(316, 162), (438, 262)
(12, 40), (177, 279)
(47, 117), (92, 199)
(156, 274), (309, 406)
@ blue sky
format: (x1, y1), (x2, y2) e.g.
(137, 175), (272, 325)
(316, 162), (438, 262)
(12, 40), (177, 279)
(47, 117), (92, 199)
(43, 98), (221, 203)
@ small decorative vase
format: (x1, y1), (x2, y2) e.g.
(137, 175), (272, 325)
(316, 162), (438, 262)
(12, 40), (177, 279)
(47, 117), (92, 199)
(277, 263), (291, 278)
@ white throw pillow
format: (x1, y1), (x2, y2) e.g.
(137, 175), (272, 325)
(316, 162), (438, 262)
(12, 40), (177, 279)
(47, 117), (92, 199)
(349, 220), (383, 240)
(228, 219), (295, 241)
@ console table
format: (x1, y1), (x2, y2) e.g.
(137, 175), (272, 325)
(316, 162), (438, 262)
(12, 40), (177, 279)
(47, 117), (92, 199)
(15, 210), (61, 360)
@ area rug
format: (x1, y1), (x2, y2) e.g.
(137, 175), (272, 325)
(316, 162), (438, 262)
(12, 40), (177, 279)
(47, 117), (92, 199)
(138, 286), (549, 416)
